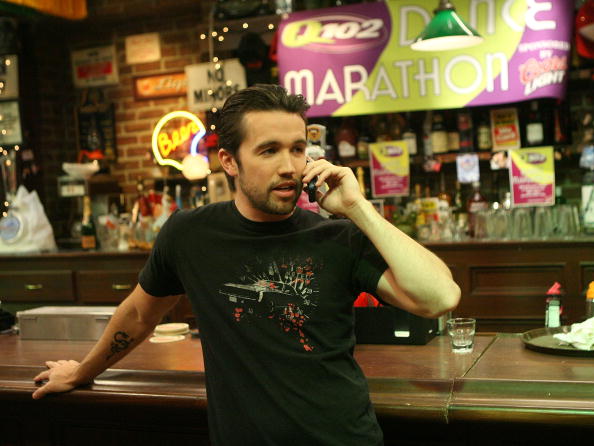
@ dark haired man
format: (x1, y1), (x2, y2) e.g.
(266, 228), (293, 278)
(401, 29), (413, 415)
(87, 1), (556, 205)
(32, 84), (460, 445)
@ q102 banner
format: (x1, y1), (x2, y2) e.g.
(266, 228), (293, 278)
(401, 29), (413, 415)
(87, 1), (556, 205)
(277, 0), (572, 117)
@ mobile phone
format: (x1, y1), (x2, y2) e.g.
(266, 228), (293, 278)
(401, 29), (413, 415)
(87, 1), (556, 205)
(307, 178), (317, 203)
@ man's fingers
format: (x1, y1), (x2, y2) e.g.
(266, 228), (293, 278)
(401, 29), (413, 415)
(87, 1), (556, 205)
(45, 360), (59, 368)
(32, 383), (49, 400)
(33, 370), (50, 382)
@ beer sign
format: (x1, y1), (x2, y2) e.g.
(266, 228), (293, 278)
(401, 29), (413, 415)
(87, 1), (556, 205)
(151, 111), (206, 171)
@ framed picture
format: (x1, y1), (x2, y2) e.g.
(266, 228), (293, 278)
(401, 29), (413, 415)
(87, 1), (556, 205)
(0, 101), (22, 145)
(75, 88), (117, 162)
(133, 72), (187, 100)
(71, 45), (119, 88)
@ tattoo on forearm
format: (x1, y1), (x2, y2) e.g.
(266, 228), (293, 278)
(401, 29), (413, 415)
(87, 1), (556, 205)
(106, 331), (135, 360)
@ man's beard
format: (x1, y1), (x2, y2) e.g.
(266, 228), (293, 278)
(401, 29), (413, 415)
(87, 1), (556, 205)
(238, 175), (303, 216)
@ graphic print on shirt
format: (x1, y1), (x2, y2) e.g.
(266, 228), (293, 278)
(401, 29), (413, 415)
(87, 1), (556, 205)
(218, 255), (321, 351)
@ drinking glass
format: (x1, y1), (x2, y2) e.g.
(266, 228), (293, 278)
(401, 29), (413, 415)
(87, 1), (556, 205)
(533, 206), (554, 239)
(446, 318), (476, 354)
(554, 204), (579, 239)
(512, 207), (533, 239)
(473, 210), (489, 239)
(487, 208), (511, 240)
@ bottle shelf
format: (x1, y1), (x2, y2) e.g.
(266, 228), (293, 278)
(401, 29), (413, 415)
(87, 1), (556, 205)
(344, 151), (493, 168)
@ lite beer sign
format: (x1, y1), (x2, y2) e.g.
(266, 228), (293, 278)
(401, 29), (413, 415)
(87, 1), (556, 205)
(186, 58), (247, 111)
(151, 111), (206, 170)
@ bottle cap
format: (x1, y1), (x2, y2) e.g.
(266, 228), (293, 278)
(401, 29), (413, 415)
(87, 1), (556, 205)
(546, 281), (563, 296)
(587, 281), (594, 300)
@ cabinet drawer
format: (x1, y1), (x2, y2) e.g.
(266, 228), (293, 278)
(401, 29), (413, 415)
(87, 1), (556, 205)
(77, 270), (139, 303)
(0, 270), (74, 302)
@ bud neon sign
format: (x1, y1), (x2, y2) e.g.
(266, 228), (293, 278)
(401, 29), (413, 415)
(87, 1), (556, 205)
(151, 110), (206, 170)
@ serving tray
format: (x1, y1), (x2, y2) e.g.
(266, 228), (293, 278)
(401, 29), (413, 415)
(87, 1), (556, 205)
(521, 326), (594, 357)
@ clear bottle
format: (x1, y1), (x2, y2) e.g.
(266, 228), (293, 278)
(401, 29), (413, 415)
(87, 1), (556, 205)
(81, 195), (97, 250)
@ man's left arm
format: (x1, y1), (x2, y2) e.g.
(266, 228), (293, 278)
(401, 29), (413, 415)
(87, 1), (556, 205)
(303, 160), (461, 318)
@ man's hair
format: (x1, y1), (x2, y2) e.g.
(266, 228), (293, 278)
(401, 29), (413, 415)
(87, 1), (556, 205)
(216, 84), (310, 191)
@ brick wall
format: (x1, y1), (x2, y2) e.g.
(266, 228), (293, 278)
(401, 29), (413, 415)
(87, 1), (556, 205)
(24, 0), (217, 237)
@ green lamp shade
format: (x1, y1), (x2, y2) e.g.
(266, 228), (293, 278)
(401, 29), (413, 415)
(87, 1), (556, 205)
(411, 9), (483, 51)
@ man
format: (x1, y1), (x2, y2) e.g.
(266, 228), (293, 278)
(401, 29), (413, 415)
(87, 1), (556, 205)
(32, 85), (460, 445)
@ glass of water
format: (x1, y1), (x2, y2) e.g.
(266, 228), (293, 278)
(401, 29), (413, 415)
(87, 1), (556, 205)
(446, 318), (476, 354)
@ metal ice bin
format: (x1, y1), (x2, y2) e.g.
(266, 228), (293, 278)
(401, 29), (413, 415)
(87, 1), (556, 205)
(17, 306), (116, 340)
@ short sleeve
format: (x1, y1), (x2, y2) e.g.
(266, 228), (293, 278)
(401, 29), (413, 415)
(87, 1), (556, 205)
(351, 227), (388, 297)
(138, 211), (185, 297)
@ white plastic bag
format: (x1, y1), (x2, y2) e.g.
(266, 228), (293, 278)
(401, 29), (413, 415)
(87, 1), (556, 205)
(0, 185), (57, 252)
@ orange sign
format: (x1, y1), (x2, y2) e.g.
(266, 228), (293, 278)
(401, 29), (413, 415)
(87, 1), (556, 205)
(134, 72), (187, 100)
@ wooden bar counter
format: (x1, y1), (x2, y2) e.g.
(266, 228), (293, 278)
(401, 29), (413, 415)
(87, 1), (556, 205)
(1, 333), (593, 446)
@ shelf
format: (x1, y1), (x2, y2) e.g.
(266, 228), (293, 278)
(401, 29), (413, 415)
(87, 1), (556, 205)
(344, 151), (492, 169)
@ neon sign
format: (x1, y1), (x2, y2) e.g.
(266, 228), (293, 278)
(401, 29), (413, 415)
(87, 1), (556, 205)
(151, 110), (206, 170)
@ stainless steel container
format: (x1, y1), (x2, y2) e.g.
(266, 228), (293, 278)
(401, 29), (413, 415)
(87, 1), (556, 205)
(17, 306), (116, 340)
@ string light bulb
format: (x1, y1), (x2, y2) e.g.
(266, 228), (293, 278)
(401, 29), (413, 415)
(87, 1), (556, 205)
(200, 33), (206, 39)
(210, 124), (216, 130)
(242, 23), (249, 29)
(223, 27), (229, 32)
(211, 31), (218, 37)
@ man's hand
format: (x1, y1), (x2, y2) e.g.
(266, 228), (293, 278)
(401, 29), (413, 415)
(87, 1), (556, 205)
(32, 359), (85, 400)
(302, 159), (365, 217)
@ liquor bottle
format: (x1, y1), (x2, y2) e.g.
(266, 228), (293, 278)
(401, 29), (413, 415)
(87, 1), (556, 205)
(335, 117), (358, 161)
(81, 195), (97, 250)
(446, 111), (460, 153)
(357, 122), (371, 161)
(437, 173), (452, 206)
(175, 184), (183, 210)
(422, 111), (433, 156)
(388, 113), (403, 140)
(458, 111), (474, 152)
(476, 110), (492, 151)
(356, 167), (367, 197)
(453, 180), (463, 211)
(402, 112), (418, 156)
(582, 167), (594, 234)
(466, 181), (489, 237)
(373, 115), (391, 142)
(524, 100), (545, 147)
(136, 178), (152, 218)
(430, 112), (448, 154)
(586, 281), (594, 320)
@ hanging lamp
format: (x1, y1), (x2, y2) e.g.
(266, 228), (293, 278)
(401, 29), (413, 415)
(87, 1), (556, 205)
(411, 0), (483, 51)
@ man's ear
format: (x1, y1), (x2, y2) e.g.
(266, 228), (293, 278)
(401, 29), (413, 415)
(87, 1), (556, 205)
(218, 148), (238, 177)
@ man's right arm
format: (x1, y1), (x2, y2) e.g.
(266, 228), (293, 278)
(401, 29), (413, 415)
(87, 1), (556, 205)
(32, 284), (181, 399)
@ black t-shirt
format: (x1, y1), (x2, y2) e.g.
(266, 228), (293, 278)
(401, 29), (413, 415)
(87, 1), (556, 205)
(139, 201), (387, 446)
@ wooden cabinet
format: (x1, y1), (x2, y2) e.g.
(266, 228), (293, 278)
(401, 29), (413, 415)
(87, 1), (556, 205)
(428, 239), (594, 332)
(0, 251), (148, 305)
(0, 250), (195, 326)
(0, 269), (75, 302)
(2, 240), (593, 333)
